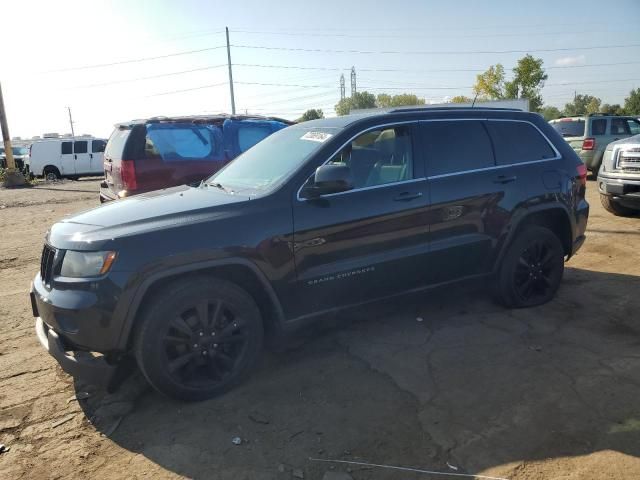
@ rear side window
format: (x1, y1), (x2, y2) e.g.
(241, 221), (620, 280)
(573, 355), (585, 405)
(423, 121), (494, 176)
(92, 139), (106, 153)
(61, 142), (72, 154)
(237, 125), (272, 152)
(551, 119), (585, 137)
(487, 121), (556, 165)
(591, 119), (607, 135)
(627, 119), (640, 135)
(74, 141), (88, 154)
(105, 128), (132, 160)
(145, 124), (221, 161)
(611, 118), (631, 135)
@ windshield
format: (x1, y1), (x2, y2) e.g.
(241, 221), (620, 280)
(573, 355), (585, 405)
(551, 119), (585, 137)
(12, 147), (28, 155)
(207, 126), (337, 193)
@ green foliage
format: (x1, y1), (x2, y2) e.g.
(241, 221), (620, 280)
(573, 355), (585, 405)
(335, 91), (377, 116)
(563, 94), (601, 116)
(540, 105), (562, 121)
(623, 88), (640, 115)
(449, 95), (473, 103)
(600, 103), (625, 115)
(504, 54), (548, 112)
(376, 93), (425, 108)
(473, 64), (505, 100)
(298, 109), (324, 122)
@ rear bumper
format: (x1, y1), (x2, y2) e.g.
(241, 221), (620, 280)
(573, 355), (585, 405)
(99, 182), (117, 203)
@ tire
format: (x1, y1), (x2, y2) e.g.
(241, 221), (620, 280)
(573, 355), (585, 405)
(134, 276), (264, 401)
(600, 194), (637, 217)
(43, 166), (61, 181)
(495, 225), (565, 308)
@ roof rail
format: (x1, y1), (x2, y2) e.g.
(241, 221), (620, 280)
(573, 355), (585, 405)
(387, 106), (523, 113)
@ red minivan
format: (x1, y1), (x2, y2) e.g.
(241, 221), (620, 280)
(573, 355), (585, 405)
(100, 115), (291, 202)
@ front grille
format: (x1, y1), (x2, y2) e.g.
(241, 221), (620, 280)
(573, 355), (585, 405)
(618, 147), (640, 173)
(40, 244), (57, 284)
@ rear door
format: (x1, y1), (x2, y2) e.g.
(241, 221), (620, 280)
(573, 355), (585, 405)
(103, 128), (132, 194)
(73, 140), (90, 174)
(90, 139), (106, 174)
(290, 122), (429, 318)
(422, 119), (505, 283)
(60, 141), (74, 175)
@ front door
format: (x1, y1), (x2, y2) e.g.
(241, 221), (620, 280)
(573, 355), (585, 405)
(90, 139), (106, 174)
(73, 140), (91, 174)
(290, 123), (430, 319)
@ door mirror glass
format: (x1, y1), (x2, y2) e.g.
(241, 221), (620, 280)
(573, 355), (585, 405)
(302, 164), (353, 198)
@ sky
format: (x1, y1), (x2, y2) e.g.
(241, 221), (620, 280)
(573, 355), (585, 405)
(1, 0), (639, 139)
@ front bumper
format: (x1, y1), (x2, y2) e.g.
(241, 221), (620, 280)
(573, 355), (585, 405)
(597, 174), (640, 205)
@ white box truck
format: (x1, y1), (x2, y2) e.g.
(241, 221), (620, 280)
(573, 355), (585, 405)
(29, 137), (107, 179)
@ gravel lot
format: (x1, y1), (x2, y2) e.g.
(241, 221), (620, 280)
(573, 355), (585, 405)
(0, 178), (639, 480)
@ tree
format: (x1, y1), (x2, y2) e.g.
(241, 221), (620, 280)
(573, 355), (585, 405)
(503, 55), (548, 112)
(335, 91), (377, 116)
(600, 103), (624, 115)
(623, 88), (640, 115)
(298, 109), (324, 122)
(586, 97), (602, 115)
(473, 64), (505, 100)
(449, 95), (473, 103)
(376, 93), (425, 108)
(540, 105), (562, 121)
(563, 94), (601, 116)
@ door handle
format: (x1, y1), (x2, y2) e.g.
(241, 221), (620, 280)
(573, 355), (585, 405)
(493, 175), (517, 184)
(74, 154), (77, 160)
(393, 191), (423, 202)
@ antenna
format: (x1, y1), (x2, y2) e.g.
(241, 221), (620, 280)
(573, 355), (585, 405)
(471, 93), (479, 108)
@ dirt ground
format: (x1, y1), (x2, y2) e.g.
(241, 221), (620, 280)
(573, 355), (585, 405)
(0, 178), (639, 480)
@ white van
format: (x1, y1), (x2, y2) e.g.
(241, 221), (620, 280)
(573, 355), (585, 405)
(29, 137), (107, 179)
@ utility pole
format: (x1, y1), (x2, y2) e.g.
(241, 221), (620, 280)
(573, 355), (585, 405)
(67, 107), (75, 138)
(350, 66), (356, 96)
(225, 27), (236, 115)
(340, 74), (345, 101)
(0, 82), (26, 186)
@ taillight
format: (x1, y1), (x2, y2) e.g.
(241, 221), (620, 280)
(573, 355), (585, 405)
(577, 163), (587, 187)
(120, 160), (137, 191)
(582, 138), (595, 150)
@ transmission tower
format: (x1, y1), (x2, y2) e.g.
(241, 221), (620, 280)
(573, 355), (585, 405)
(350, 66), (356, 96)
(340, 74), (345, 100)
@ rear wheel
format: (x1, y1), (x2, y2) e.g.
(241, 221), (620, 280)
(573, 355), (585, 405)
(496, 225), (564, 308)
(134, 277), (263, 401)
(43, 166), (61, 181)
(600, 194), (637, 217)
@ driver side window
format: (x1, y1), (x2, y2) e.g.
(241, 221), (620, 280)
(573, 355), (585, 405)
(328, 126), (414, 189)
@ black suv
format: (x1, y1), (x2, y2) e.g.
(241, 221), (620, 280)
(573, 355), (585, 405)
(31, 108), (589, 401)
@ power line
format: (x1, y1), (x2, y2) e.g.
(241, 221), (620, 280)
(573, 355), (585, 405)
(44, 46), (227, 73)
(73, 64), (228, 88)
(236, 81), (335, 88)
(147, 82), (227, 97)
(231, 42), (640, 56)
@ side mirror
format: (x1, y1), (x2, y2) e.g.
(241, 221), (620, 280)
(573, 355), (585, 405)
(302, 164), (353, 198)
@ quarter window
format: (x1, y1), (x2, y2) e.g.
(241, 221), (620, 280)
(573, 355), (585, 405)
(591, 119), (606, 135)
(423, 121), (494, 176)
(487, 121), (556, 165)
(61, 142), (72, 154)
(73, 141), (88, 154)
(626, 119), (640, 136)
(327, 126), (414, 189)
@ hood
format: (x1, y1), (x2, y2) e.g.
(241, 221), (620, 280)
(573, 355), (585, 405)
(48, 184), (251, 248)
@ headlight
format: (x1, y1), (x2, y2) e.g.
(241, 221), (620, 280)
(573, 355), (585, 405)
(60, 251), (117, 278)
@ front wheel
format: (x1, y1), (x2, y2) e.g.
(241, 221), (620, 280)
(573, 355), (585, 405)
(134, 277), (264, 401)
(600, 194), (637, 217)
(495, 225), (565, 308)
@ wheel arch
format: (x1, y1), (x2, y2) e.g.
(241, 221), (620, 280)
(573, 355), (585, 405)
(118, 258), (286, 350)
(42, 165), (61, 177)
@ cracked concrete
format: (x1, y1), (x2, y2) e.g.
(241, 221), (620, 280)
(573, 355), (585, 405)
(1, 180), (640, 479)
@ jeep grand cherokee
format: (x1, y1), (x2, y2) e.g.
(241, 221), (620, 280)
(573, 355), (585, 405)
(31, 107), (589, 401)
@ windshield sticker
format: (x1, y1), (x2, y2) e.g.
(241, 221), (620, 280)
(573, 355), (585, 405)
(300, 131), (333, 143)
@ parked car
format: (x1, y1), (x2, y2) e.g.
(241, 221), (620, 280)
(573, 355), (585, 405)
(29, 137), (107, 180)
(0, 146), (30, 172)
(99, 115), (291, 202)
(597, 134), (640, 216)
(31, 107), (589, 401)
(549, 114), (640, 172)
